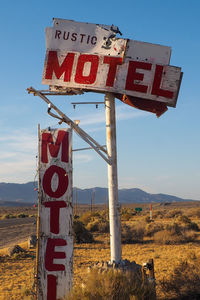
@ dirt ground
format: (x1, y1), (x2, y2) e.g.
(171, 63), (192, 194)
(0, 217), (36, 249)
(1, 202), (200, 299)
(0, 207), (37, 249)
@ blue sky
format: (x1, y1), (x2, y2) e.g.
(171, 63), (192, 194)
(0, 0), (199, 200)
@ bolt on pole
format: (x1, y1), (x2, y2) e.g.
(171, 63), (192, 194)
(105, 93), (121, 263)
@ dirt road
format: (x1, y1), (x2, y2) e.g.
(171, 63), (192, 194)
(0, 217), (37, 249)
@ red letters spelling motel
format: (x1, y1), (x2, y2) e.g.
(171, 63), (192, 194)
(42, 50), (182, 107)
(38, 128), (73, 300)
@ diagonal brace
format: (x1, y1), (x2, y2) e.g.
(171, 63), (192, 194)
(27, 87), (111, 165)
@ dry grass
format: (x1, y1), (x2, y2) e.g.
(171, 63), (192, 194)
(1, 202), (200, 299)
(159, 257), (200, 299)
(0, 207), (37, 220)
(0, 241), (35, 300)
(67, 268), (154, 300)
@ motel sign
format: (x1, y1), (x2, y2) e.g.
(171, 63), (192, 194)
(30, 18), (183, 300)
(38, 128), (73, 300)
(42, 18), (182, 108)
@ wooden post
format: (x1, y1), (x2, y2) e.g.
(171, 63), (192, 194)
(150, 203), (153, 220)
(75, 188), (78, 216)
(35, 124), (41, 299)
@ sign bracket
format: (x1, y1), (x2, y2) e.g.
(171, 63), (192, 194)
(27, 87), (111, 165)
(27, 86), (122, 264)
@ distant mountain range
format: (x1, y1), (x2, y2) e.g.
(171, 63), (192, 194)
(0, 182), (198, 207)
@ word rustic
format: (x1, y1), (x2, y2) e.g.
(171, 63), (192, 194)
(54, 29), (98, 45)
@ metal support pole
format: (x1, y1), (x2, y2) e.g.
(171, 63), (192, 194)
(150, 203), (153, 220)
(105, 93), (121, 263)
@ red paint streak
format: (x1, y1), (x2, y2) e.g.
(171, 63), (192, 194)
(125, 61), (152, 93)
(75, 54), (99, 84)
(44, 201), (67, 234)
(45, 50), (75, 82)
(41, 130), (69, 164)
(42, 165), (68, 198)
(47, 275), (57, 300)
(151, 65), (174, 98)
(45, 238), (67, 271)
(103, 56), (123, 87)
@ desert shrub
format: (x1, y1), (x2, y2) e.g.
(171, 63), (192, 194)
(160, 258), (200, 299)
(166, 222), (182, 234)
(1, 213), (29, 219)
(177, 214), (191, 224)
(80, 211), (109, 233)
(17, 213), (28, 218)
(153, 210), (166, 219)
(132, 225), (145, 242)
(21, 281), (37, 299)
(121, 208), (134, 221)
(166, 209), (183, 218)
(86, 218), (109, 233)
(176, 215), (199, 231)
(1, 214), (16, 219)
(194, 209), (200, 218)
(21, 286), (35, 299)
(67, 268), (155, 300)
(154, 223), (197, 245)
(29, 214), (36, 218)
(86, 219), (99, 232)
(145, 223), (164, 237)
(121, 224), (144, 244)
(186, 208), (200, 219)
(79, 211), (101, 225)
(97, 209), (109, 219)
(73, 215), (79, 220)
(187, 221), (199, 231)
(145, 216), (154, 223)
(73, 220), (94, 243)
(98, 220), (110, 233)
(11, 252), (29, 260)
(121, 224), (133, 244)
(154, 229), (174, 245)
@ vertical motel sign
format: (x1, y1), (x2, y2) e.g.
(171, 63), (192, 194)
(38, 128), (73, 300)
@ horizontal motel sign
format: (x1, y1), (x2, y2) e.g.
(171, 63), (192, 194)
(38, 128), (73, 300)
(42, 18), (182, 108)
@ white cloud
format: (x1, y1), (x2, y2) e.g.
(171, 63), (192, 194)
(0, 130), (37, 152)
(0, 105), (148, 184)
(73, 152), (94, 163)
(0, 130), (37, 183)
(153, 175), (173, 182)
(71, 103), (148, 131)
(0, 156), (37, 183)
(87, 126), (106, 133)
(0, 153), (17, 160)
(116, 104), (148, 120)
(75, 111), (106, 126)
